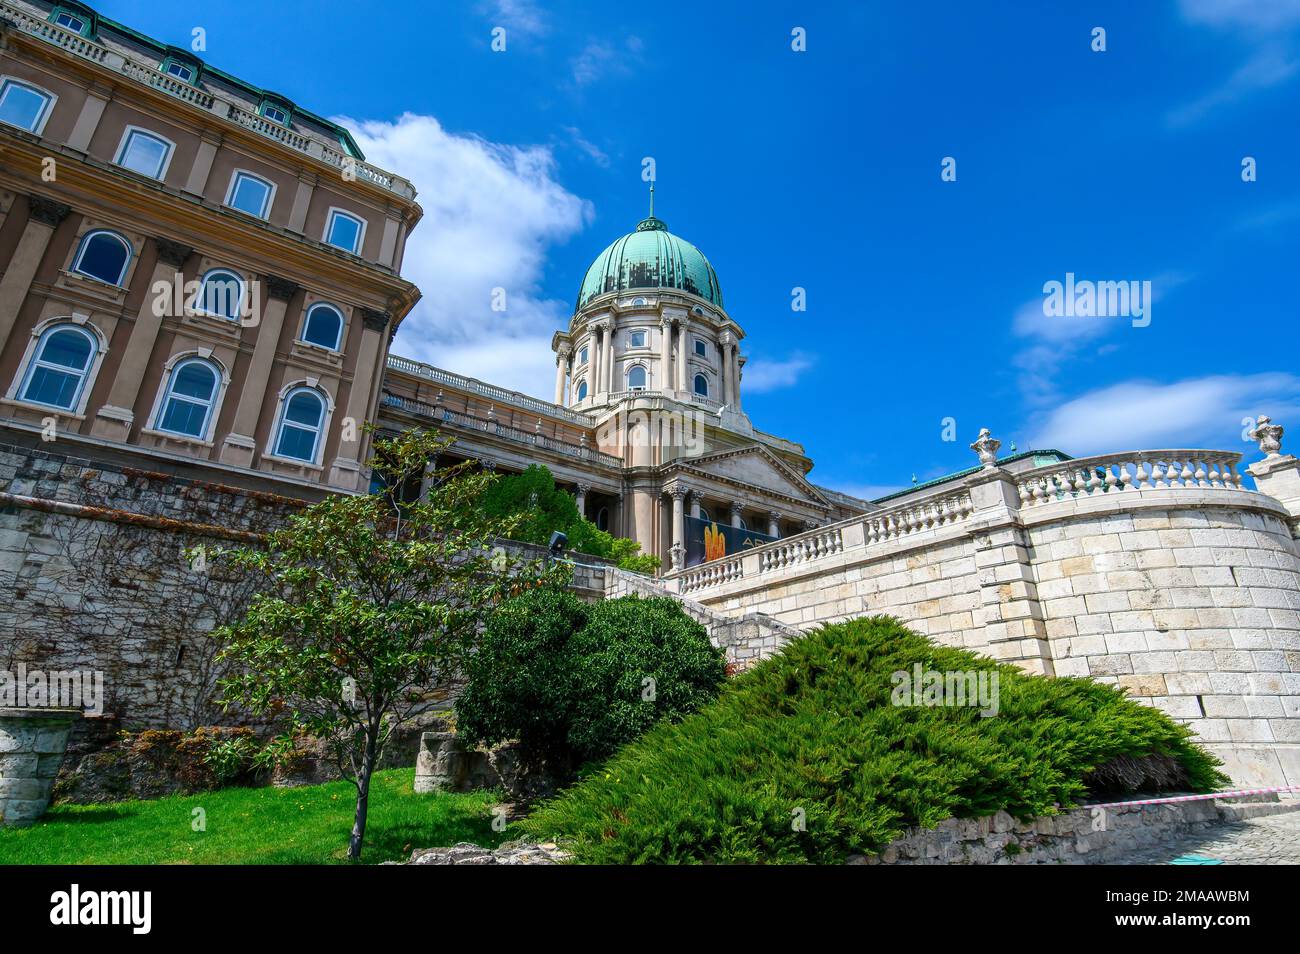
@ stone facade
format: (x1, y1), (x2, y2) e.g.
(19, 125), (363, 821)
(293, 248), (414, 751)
(670, 449), (1300, 789)
(0, 707), (80, 826)
(852, 797), (1291, 865)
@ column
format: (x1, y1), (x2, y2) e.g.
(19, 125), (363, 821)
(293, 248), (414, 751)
(66, 83), (111, 152)
(0, 196), (70, 345)
(329, 309), (390, 489)
(719, 334), (732, 405)
(690, 492), (702, 520)
(669, 485), (687, 570)
(219, 276), (298, 468)
(733, 350), (744, 408)
(588, 325), (601, 400)
(767, 511), (781, 538)
(418, 454), (440, 500)
(553, 346), (569, 405)
(676, 319), (690, 391)
(575, 482), (590, 518)
(92, 237), (193, 440)
(602, 321), (615, 394)
(659, 318), (672, 392)
(730, 502), (744, 529)
(286, 173), (317, 235)
(183, 131), (223, 200)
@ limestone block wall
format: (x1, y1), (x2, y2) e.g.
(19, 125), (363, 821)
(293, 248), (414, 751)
(669, 457), (1300, 788)
(1027, 502), (1300, 789)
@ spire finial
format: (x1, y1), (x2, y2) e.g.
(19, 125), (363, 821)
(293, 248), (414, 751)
(649, 180), (655, 218)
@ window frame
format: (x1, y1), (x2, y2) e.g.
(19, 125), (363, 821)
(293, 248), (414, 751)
(693, 373), (709, 397)
(258, 98), (293, 126)
(71, 229), (132, 287)
(113, 125), (175, 180)
(628, 330), (647, 348)
(0, 76), (57, 135)
(49, 7), (91, 36)
(11, 320), (102, 414)
(626, 364), (648, 391)
(151, 355), (223, 441)
(575, 380), (588, 401)
(578, 345), (589, 365)
(159, 57), (197, 84)
(694, 337), (708, 358)
(322, 207), (366, 255)
(301, 302), (345, 351)
(270, 384), (330, 465)
(224, 170), (276, 220)
(191, 268), (248, 322)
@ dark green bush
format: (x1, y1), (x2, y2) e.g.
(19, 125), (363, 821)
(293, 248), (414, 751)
(455, 590), (725, 770)
(525, 616), (1228, 864)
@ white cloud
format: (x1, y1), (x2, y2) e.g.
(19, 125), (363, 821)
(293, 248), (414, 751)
(1025, 372), (1300, 456)
(742, 353), (814, 394)
(563, 126), (610, 167)
(1169, 1), (1300, 126)
(486, 0), (548, 38)
(570, 37), (643, 87)
(339, 113), (592, 399)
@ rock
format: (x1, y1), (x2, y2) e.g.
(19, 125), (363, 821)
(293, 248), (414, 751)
(406, 839), (570, 865)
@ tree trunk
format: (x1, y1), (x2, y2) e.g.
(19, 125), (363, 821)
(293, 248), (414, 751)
(347, 727), (379, 861)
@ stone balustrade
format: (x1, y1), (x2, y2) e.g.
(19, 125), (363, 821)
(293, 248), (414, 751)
(677, 555), (745, 594)
(387, 355), (596, 427)
(1016, 450), (1245, 506)
(759, 526), (845, 571)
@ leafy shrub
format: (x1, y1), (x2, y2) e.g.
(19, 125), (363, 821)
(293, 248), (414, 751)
(456, 590), (725, 770)
(478, 463), (661, 573)
(525, 616), (1228, 864)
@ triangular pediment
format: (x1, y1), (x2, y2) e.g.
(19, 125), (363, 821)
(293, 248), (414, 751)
(665, 444), (830, 508)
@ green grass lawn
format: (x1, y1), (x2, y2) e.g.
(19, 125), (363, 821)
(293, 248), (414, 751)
(0, 769), (517, 865)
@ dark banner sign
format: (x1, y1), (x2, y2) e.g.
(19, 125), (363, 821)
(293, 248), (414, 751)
(684, 516), (777, 567)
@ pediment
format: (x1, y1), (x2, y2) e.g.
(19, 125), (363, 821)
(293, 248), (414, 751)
(668, 444), (830, 508)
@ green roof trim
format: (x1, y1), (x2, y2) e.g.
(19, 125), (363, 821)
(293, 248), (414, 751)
(68, 4), (366, 160)
(870, 448), (1073, 505)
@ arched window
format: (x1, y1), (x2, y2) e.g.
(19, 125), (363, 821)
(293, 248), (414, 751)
(18, 323), (97, 410)
(302, 303), (344, 350)
(154, 358), (220, 438)
(698, 507), (712, 524)
(273, 387), (327, 462)
(693, 373), (709, 397)
(226, 171), (274, 219)
(596, 507), (609, 532)
(575, 380), (588, 401)
(627, 365), (647, 391)
(193, 269), (246, 321)
(114, 127), (173, 180)
(72, 230), (131, 286)
(0, 78), (55, 133)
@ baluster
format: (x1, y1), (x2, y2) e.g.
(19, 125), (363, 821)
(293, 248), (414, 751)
(1207, 459), (1221, 487)
(1193, 456), (1208, 487)
(1073, 467), (1088, 495)
(1151, 460), (1167, 488)
(1178, 460), (1193, 487)
(1134, 460), (1150, 489)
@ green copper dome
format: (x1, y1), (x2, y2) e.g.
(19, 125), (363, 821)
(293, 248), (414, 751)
(576, 214), (724, 311)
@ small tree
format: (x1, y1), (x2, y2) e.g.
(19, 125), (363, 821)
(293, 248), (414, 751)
(216, 429), (550, 860)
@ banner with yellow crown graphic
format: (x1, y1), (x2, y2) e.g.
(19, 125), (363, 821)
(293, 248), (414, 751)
(685, 515), (777, 567)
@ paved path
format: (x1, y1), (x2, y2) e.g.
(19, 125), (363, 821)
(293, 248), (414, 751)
(1112, 809), (1300, 864)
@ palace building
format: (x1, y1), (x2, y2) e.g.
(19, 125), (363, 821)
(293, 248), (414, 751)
(3, 0), (1299, 789)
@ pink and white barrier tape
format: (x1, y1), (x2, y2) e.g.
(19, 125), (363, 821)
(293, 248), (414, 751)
(1085, 785), (1300, 810)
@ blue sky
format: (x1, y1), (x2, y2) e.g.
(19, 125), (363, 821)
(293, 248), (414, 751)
(103, 0), (1300, 497)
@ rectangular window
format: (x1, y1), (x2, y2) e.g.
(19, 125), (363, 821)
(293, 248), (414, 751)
(115, 128), (172, 179)
(54, 12), (85, 33)
(579, 346), (589, 365)
(262, 105), (288, 125)
(0, 79), (53, 133)
(324, 209), (364, 254)
(694, 338), (708, 357)
(226, 171), (274, 219)
(629, 331), (646, 348)
(164, 62), (193, 82)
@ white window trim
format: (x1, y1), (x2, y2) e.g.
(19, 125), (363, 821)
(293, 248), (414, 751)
(113, 125), (176, 181)
(266, 381), (334, 466)
(146, 352), (230, 443)
(575, 379), (589, 401)
(300, 302), (345, 351)
(0, 75), (57, 135)
(628, 330), (648, 348)
(626, 364), (648, 391)
(164, 62), (193, 81)
(53, 12), (86, 32)
(693, 336), (709, 358)
(322, 207), (366, 255)
(224, 169), (276, 220)
(693, 372), (710, 397)
(190, 268), (248, 322)
(6, 316), (107, 417)
(71, 229), (132, 287)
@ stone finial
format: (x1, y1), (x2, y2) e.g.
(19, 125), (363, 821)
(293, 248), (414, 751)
(970, 428), (1001, 469)
(1249, 416), (1283, 458)
(669, 541), (684, 571)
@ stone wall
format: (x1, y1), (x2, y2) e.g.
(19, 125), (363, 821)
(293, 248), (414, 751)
(669, 458), (1300, 789)
(853, 797), (1281, 865)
